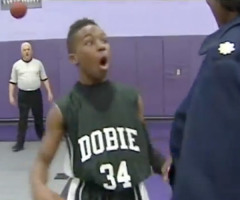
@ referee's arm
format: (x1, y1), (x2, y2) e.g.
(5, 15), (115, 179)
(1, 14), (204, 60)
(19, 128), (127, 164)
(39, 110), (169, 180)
(39, 61), (53, 101)
(9, 64), (17, 106)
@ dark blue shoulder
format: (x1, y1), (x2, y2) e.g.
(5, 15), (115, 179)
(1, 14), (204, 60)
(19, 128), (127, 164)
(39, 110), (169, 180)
(207, 36), (240, 62)
(200, 19), (240, 61)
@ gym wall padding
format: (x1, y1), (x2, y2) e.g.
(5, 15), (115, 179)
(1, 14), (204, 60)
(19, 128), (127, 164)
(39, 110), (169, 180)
(0, 35), (205, 119)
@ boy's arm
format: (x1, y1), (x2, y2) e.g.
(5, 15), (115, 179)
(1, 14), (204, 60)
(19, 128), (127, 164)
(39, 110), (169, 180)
(30, 104), (65, 200)
(137, 95), (166, 175)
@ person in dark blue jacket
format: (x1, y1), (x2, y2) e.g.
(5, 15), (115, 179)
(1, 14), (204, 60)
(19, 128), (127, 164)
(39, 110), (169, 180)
(169, 0), (240, 199)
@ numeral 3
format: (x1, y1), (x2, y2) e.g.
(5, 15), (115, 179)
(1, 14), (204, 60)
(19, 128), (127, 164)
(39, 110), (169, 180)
(100, 161), (132, 190)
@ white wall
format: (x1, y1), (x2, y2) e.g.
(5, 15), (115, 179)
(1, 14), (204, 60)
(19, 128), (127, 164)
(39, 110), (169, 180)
(0, 0), (217, 41)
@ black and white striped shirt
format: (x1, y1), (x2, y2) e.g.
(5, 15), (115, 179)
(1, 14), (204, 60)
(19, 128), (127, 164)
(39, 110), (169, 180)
(9, 58), (48, 91)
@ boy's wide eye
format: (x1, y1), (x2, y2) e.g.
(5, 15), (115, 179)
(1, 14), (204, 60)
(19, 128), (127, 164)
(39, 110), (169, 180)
(102, 38), (108, 43)
(85, 41), (93, 46)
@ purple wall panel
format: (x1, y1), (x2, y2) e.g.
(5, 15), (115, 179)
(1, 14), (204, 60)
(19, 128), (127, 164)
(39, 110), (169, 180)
(163, 36), (193, 115)
(107, 38), (137, 87)
(31, 40), (61, 116)
(189, 36), (206, 82)
(0, 41), (22, 118)
(136, 37), (164, 116)
(58, 40), (79, 97)
(0, 36), (205, 120)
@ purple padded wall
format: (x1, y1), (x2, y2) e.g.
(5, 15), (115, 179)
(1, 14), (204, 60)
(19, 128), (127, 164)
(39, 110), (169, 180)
(0, 36), (204, 119)
(163, 36), (192, 115)
(31, 40), (61, 116)
(108, 38), (138, 87)
(162, 36), (205, 115)
(58, 40), (79, 97)
(189, 36), (206, 83)
(136, 37), (164, 115)
(0, 41), (22, 118)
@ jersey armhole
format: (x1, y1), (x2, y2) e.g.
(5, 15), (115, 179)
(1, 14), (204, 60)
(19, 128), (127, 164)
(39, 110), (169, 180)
(132, 88), (141, 114)
(55, 98), (69, 136)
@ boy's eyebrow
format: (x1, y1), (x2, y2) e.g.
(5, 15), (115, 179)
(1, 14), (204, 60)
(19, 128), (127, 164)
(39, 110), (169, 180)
(82, 31), (106, 39)
(82, 33), (93, 39)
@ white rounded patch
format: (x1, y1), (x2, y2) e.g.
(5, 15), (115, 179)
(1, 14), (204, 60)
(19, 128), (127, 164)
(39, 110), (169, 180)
(218, 42), (235, 55)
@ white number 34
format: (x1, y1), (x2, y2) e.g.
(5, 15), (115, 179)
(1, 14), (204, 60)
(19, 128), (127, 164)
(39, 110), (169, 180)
(100, 161), (132, 190)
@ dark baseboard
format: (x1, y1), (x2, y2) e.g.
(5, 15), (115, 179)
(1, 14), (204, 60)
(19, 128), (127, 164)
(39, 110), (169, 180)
(0, 116), (174, 125)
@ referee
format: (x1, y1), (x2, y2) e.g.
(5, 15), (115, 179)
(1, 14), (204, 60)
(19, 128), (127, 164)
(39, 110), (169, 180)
(9, 42), (54, 152)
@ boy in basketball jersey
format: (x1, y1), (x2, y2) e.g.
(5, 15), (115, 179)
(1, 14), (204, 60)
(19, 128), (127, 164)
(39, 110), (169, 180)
(30, 18), (167, 200)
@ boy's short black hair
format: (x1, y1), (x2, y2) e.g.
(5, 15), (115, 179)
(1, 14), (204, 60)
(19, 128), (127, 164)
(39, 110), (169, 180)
(218, 0), (240, 13)
(67, 18), (97, 53)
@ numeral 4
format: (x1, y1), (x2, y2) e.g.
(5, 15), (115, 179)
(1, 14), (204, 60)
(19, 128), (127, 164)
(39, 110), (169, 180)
(100, 161), (132, 190)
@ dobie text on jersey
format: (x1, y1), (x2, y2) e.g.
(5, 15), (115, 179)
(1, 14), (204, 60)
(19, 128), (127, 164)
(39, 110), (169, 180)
(78, 127), (140, 163)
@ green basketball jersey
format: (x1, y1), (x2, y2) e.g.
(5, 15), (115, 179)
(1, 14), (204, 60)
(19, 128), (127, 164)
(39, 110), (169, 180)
(56, 81), (152, 191)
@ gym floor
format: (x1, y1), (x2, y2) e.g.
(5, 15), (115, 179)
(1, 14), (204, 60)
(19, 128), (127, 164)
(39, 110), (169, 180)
(0, 121), (172, 200)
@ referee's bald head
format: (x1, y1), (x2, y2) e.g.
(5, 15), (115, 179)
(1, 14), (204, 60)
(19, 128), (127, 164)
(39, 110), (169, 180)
(21, 42), (33, 62)
(21, 42), (32, 51)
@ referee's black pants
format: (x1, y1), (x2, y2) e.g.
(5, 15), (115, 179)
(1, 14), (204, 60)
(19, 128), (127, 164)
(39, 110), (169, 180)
(17, 89), (44, 147)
